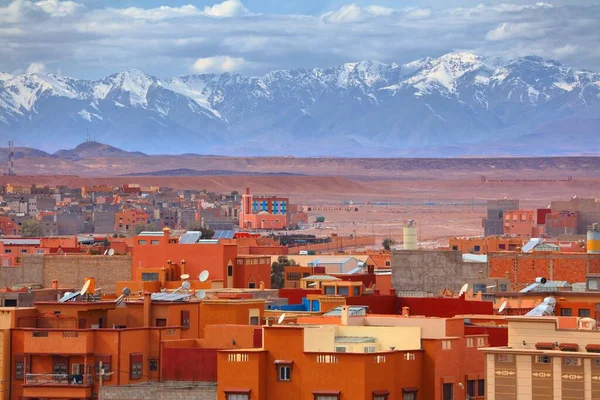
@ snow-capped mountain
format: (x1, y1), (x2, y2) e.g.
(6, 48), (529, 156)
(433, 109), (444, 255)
(1, 52), (599, 156)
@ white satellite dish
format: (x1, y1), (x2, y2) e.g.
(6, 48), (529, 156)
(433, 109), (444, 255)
(180, 274), (190, 281)
(499, 301), (507, 313)
(459, 283), (469, 297)
(182, 281), (191, 290)
(80, 279), (91, 296)
(199, 270), (209, 282)
(278, 314), (286, 324)
(116, 287), (131, 306)
(107, 248), (115, 256)
(196, 290), (206, 300)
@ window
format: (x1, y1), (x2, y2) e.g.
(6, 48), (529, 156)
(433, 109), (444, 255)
(589, 280), (599, 291)
(53, 356), (68, 375)
(497, 354), (513, 362)
(150, 240), (159, 245)
(442, 340), (452, 350)
(278, 365), (291, 381)
(442, 383), (453, 400)
(385, 261), (391, 266)
(335, 346), (347, 353)
(403, 353), (415, 360)
(499, 284), (508, 291)
(324, 286), (336, 295)
(451, 246), (458, 251)
(156, 318), (167, 327)
(477, 379), (485, 397)
(353, 286), (360, 296)
(373, 392), (388, 400)
(141, 272), (159, 281)
(249, 316), (260, 325)
(181, 310), (190, 329)
(4, 249), (11, 254)
(561, 308), (572, 316)
(499, 244), (506, 250)
(477, 338), (485, 347)
(337, 286), (349, 296)
(130, 354), (143, 379)
(579, 309), (591, 318)
(467, 380), (476, 397)
(403, 390), (417, 400)
(364, 346), (376, 353)
(137, 240), (147, 245)
(473, 245), (481, 252)
(466, 338), (474, 348)
(314, 396), (339, 400)
(15, 356), (24, 380)
(228, 265), (233, 276)
(237, 259), (244, 265)
(564, 357), (581, 366)
(595, 358), (600, 367)
(535, 355), (552, 364)
(287, 272), (301, 281)
(149, 359), (158, 372)
(226, 393), (249, 400)
(95, 355), (111, 381)
(21, 248), (27, 253)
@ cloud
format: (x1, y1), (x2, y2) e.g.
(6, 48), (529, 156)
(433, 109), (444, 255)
(485, 22), (545, 41)
(553, 44), (579, 58)
(26, 62), (47, 74)
(190, 56), (247, 73)
(116, 5), (202, 20)
(322, 4), (365, 24)
(405, 8), (432, 19)
(364, 6), (394, 17)
(34, 0), (83, 17)
(203, 0), (250, 18)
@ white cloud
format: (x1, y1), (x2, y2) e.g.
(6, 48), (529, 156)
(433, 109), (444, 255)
(405, 8), (432, 19)
(190, 56), (247, 73)
(26, 62), (47, 74)
(117, 5), (201, 20)
(322, 4), (365, 24)
(554, 44), (579, 58)
(485, 22), (545, 41)
(203, 0), (249, 18)
(364, 5), (394, 17)
(34, 0), (83, 17)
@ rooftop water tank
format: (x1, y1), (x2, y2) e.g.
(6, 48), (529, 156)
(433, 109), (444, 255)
(403, 220), (417, 250)
(588, 223), (600, 254)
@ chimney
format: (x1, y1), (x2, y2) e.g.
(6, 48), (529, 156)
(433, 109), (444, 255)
(341, 305), (350, 326)
(52, 280), (58, 290)
(143, 292), (152, 328)
(163, 227), (170, 239)
(402, 307), (410, 317)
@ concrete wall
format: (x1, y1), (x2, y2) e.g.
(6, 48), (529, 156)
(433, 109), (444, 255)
(391, 250), (488, 294)
(0, 254), (43, 287)
(99, 382), (216, 400)
(40, 254), (131, 292)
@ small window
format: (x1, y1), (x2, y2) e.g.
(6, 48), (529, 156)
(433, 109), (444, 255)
(373, 393), (388, 400)
(156, 318), (167, 327)
(364, 346), (376, 353)
(337, 286), (349, 296)
(451, 246), (458, 251)
(324, 286), (335, 295)
(560, 308), (572, 316)
(442, 383), (453, 400)
(15, 357), (24, 380)
(4, 249), (11, 254)
(21, 249), (27, 253)
(442, 340), (452, 350)
(149, 359), (158, 372)
(473, 245), (481, 252)
(403, 353), (415, 360)
(595, 358), (600, 367)
(477, 337), (485, 347)
(477, 379), (485, 397)
(579, 309), (591, 318)
(564, 357), (581, 366)
(137, 240), (147, 245)
(335, 346), (347, 353)
(385, 261), (390, 266)
(499, 284), (508, 291)
(498, 244), (506, 250)
(403, 391), (416, 400)
(228, 265), (233, 276)
(130, 354), (143, 380)
(467, 380), (476, 397)
(353, 286), (360, 296)
(141, 272), (159, 281)
(150, 240), (159, 245)
(278, 365), (291, 381)
(314, 395), (339, 400)
(466, 338), (474, 348)
(181, 310), (190, 330)
(589, 280), (599, 291)
(497, 354), (513, 363)
(249, 316), (259, 325)
(535, 355), (552, 364)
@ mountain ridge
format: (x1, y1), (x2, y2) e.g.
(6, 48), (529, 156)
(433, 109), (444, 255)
(1, 52), (599, 156)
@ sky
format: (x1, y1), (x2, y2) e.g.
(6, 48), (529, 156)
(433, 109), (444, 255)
(1, 0), (599, 79)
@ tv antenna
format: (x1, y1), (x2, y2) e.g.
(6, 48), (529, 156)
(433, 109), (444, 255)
(199, 270), (209, 282)
(7, 140), (15, 176)
(277, 313), (286, 325)
(458, 283), (469, 297)
(499, 301), (507, 314)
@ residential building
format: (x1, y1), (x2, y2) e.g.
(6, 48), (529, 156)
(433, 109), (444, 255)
(483, 199), (520, 237)
(449, 236), (524, 254)
(239, 188), (288, 230)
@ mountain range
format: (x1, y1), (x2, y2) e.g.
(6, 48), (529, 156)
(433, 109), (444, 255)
(1, 52), (599, 156)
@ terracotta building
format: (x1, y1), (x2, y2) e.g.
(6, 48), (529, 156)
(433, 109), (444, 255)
(115, 209), (149, 234)
(449, 236), (524, 254)
(239, 188), (288, 230)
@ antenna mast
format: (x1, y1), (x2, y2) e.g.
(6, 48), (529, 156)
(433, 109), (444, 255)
(7, 140), (15, 176)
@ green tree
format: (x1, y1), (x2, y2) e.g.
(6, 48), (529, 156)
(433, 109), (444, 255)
(131, 223), (159, 235)
(271, 256), (298, 289)
(382, 237), (396, 251)
(21, 220), (44, 238)
(185, 222), (215, 239)
(103, 237), (110, 249)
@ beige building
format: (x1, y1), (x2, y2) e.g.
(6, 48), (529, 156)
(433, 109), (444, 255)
(482, 316), (600, 400)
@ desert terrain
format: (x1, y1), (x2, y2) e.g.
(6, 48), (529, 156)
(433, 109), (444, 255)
(2, 143), (599, 247)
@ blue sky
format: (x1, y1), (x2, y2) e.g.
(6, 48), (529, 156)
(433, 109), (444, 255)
(1, 0), (599, 78)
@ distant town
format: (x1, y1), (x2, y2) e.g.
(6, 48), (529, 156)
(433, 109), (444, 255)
(0, 178), (599, 399)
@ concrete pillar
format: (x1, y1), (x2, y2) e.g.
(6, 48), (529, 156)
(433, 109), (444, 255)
(553, 356), (562, 400)
(143, 292), (152, 328)
(516, 355), (532, 400)
(341, 305), (349, 326)
(585, 358), (592, 400)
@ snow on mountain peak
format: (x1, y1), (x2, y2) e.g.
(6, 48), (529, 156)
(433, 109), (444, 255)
(101, 69), (156, 106)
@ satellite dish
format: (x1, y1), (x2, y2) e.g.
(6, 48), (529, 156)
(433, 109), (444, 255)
(196, 290), (206, 299)
(64, 291), (73, 298)
(199, 270), (209, 282)
(80, 279), (91, 296)
(499, 301), (507, 313)
(278, 314), (286, 324)
(180, 274), (190, 281)
(486, 285), (497, 289)
(108, 248), (115, 256)
(459, 283), (469, 297)
(182, 281), (191, 290)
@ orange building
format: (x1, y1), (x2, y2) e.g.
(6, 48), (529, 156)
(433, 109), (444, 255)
(218, 308), (490, 400)
(131, 229), (271, 289)
(115, 209), (149, 234)
(503, 210), (540, 237)
(239, 188), (288, 230)
(449, 236), (524, 254)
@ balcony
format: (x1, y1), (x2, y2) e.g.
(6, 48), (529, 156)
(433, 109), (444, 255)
(23, 330), (95, 354)
(23, 374), (93, 398)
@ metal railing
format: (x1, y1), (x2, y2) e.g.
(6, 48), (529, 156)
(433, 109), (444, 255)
(25, 373), (92, 386)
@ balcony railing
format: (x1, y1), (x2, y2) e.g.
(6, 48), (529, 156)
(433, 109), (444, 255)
(25, 374), (93, 386)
